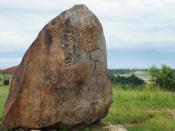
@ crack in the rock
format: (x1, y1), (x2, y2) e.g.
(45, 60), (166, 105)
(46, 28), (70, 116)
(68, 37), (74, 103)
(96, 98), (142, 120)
(88, 48), (102, 75)
(93, 62), (97, 75)
(88, 47), (103, 54)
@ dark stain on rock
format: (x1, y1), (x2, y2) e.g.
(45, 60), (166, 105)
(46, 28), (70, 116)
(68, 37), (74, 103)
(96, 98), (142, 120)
(51, 20), (57, 26)
(62, 34), (69, 46)
(76, 79), (84, 87)
(63, 18), (72, 33)
(53, 86), (69, 105)
(44, 29), (53, 48)
(75, 80), (84, 95)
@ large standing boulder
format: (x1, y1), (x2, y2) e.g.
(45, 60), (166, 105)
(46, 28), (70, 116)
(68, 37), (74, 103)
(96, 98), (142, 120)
(2, 4), (112, 130)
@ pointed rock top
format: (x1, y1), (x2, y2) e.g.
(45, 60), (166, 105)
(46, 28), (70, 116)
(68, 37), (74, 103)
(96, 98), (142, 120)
(72, 4), (89, 10)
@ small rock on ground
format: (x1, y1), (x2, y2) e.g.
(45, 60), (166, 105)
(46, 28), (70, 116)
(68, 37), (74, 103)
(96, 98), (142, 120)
(90, 124), (127, 131)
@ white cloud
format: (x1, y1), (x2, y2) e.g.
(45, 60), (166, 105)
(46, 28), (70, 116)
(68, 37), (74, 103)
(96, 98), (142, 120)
(0, 0), (175, 58)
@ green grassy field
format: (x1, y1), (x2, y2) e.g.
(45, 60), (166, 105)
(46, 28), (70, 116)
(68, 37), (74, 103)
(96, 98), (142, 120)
(0, 85), (175, 131)
(103, 85), (175, 131)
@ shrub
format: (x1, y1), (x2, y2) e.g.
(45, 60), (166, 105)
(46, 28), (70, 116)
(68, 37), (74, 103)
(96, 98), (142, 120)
(149, 65), (175, 91)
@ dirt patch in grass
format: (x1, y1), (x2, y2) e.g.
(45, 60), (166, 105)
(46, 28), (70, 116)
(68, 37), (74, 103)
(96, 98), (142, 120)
(123, 113), (154, 128)
(146, 108), (175, 118)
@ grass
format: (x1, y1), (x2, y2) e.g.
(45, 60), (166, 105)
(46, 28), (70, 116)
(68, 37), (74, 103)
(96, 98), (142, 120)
(0, 84), (175, 131)
(0, 86), (8, 117)
(102, 85), (175, 131)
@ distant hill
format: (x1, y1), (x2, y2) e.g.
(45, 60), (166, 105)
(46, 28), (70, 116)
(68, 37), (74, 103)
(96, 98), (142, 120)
(0, 65), (18, 74)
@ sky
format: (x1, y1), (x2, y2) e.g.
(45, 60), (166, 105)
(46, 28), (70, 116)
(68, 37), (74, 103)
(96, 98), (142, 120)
(0, 0), (175, 69)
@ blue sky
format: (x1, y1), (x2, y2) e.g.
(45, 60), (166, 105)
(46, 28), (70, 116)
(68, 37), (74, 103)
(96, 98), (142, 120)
(1, 0), (175, 69)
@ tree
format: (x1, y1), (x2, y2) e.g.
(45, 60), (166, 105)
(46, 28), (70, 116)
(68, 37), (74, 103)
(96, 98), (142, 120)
(149, 65), (175, 91)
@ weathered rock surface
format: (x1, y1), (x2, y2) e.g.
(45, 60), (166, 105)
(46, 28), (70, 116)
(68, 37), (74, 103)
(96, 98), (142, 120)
(2, 4), (112, 130)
